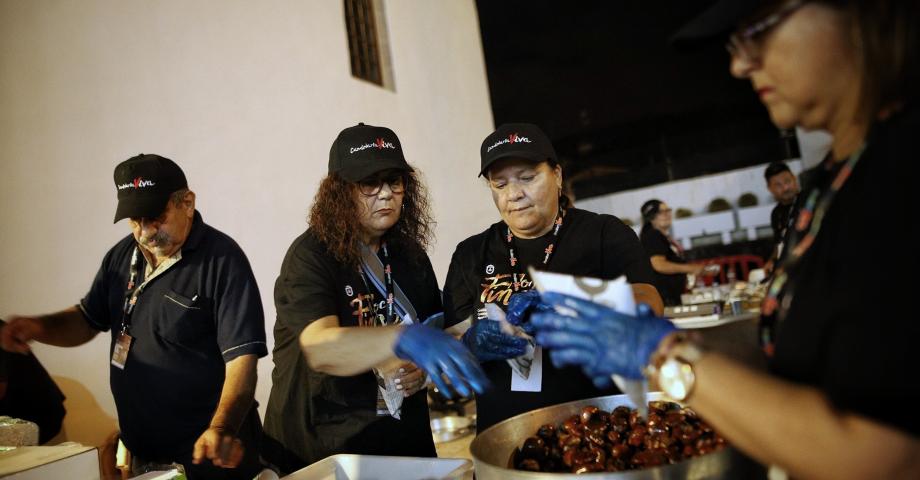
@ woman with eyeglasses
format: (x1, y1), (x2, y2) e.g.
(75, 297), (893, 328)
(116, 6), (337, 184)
(531, 1), (920, 478)
(262, 123), (488, 474)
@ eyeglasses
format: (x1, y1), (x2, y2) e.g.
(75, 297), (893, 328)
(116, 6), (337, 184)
(726, 0), (805, 62)
(357, 173), (406, 196)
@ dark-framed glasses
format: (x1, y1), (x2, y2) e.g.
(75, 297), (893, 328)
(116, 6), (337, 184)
(358, 173), (407, 196)
(726, 0), (805, 62)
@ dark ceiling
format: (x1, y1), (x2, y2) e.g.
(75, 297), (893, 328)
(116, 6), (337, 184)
(475, 0), (797, 200)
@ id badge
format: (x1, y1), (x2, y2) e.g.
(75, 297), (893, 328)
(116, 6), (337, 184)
(111, 331), (133, 369)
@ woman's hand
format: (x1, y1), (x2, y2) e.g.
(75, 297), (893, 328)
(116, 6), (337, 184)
(461, 319), (528, 362)
(394, 362), (427, 397)
(505, 290), (553, 335)
(531, 292), (676, 385)
(394, 323), (489, 398)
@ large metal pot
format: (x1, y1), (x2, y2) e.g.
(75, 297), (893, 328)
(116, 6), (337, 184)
(470, 393), (766, 479)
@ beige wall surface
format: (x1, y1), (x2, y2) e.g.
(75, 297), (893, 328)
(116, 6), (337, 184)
(0, 0), (497, 446)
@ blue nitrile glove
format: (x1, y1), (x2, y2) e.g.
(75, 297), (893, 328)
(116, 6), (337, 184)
(461, 319), (528, 362)
(531, 292), (677, 385)
(421, 312), (444, 329)
(394, 323), (489, 398)
(505, 290), (553, 336)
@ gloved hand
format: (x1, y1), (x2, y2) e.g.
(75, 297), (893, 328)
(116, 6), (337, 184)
(505, 290), (553, 336)
(394, 323), (489, 398)
(530, 292), (677, 384)
(461, 319), (528, 363)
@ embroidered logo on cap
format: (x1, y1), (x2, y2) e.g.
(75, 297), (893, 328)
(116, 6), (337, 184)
(485, 264), (495, 274)
(345, 285), (354, 297)
(486, 133), (531, 153)
(117, 177), (157, 190)
(350, 138), (397, 154)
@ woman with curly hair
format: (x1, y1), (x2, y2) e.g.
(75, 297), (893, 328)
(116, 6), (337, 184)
(262, 123), (486, 474)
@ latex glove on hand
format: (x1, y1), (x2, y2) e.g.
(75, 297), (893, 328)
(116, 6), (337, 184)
(531, 292), (677, 386)
(461, 318), (528, 363)
(505, 290), (554, 336)
(394, 323), (489, 398)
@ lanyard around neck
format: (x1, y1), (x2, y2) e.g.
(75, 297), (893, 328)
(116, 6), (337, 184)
(760, 146), (865, 356)
(505, 206), (565, 292)
(121, 247), (141, 332)
(358, 242), (395, 326)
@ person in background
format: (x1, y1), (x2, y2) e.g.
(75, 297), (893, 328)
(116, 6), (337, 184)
(0, 154), (268, 479)
(639, 199), (705, 306)
(262, 123), (487, 474)
(763, 161), (800, 275)
(443, 123), (662, 433)
(532, 1), (920, 478)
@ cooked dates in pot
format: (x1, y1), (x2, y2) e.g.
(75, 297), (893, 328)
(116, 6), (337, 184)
(511, 401), (726, 473)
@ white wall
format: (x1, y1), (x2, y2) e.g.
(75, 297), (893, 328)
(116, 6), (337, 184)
(0, 0), (496, 446)
(576, 160), (805, 226)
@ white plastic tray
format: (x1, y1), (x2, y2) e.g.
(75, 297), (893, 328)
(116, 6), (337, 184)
(283, 454), (472, 480)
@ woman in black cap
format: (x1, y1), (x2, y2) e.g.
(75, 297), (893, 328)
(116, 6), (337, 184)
(532, 1), (920, 477)
(442, 122), (663, 434)
(262, 123), (487, 474)
(639, 199), (707, 306)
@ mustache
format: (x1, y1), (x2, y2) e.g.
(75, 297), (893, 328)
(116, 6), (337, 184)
(139, 230), (170, 247)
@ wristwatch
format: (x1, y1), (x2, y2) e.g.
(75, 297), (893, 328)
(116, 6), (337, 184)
(650, 335), (704, 401)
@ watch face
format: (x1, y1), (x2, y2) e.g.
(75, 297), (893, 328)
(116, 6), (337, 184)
(660, 358), (694, 401)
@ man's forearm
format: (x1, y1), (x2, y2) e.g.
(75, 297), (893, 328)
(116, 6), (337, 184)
(209, 354), (257, 432)
(37, 306), (99, 347)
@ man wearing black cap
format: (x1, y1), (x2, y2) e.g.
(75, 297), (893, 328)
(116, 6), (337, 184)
(1, 154), (267, 479)
(442, 123), (661, 433)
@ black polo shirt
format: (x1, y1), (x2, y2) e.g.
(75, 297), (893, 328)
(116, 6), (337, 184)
(79, 211), (267, 463)
(443, 207), (655, 433)
(263, 229), (440, 474)
(640, 226), (687, 306)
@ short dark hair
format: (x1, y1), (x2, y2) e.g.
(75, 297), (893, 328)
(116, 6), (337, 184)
(764, 162), (791, 182)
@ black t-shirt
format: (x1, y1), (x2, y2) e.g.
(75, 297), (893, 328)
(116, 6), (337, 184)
(263, 229), (441, 473)
(769, 107), (919, 436)
(770, 201), (798, 263)
(770, 202), (796, 244)
(80, 212), (268, 465)
(639, 227), (686, 306)
(443, 207), (655, 433)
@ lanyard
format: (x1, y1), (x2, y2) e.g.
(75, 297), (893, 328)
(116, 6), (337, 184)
(357, 242), (395, 326)
(760, 146), (865, 356)
(120, 247), (142, 333)
(505, 207), (565, 292)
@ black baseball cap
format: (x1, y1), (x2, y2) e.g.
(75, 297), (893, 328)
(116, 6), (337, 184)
(328, 123), (412, 182)
(670, 0), (767, 49)
(112, 154), (188, 223)
(479, 123), (557, 177)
